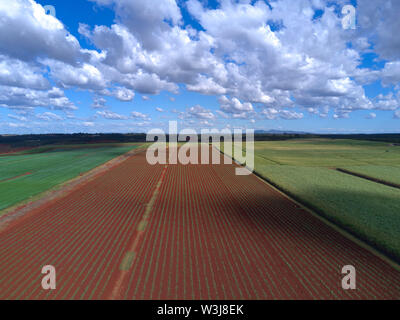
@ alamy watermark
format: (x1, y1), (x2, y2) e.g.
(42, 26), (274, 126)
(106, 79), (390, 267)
(342, 4), (356, 30)
(41, 265), (56, 290)
(146, 121), (254, 176)
(44, 5), (56, 18)
(341, 265), (356, 290)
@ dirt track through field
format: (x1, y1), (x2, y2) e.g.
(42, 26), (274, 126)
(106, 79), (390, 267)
(0, 148), (399, 300)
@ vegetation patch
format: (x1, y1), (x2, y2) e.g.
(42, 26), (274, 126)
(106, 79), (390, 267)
(222, 138), (400, 263)
(0, 144), (139, 213)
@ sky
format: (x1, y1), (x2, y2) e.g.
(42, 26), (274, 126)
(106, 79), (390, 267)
(0, 0), (399, 134)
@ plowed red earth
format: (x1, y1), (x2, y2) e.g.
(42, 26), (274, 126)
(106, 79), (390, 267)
(0, 149), (399, 300)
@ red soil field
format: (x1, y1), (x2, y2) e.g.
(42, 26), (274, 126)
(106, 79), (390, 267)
(0, 149), (399, 300)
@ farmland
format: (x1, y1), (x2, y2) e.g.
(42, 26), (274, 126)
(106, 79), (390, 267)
(338, 166), (400, 186)
(0, 144), (140, 212)
(231, 139), (400, 262)
(0, 146), (399, 300)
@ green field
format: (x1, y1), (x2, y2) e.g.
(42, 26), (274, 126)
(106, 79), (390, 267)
(224, 139), (400, 262)
(338, 165), (400, 186)
(0, 144), (139, 212)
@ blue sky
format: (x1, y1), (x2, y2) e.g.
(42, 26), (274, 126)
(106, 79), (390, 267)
(0, 0), (399, 134)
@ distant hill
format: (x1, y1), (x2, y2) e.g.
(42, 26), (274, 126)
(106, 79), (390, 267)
(1, 132), (400, 146)
(255, 129), (310, 134)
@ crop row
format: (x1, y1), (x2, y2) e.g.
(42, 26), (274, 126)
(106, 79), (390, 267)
(1, 148), (399, 299)
(0, 152), (163, 299)
(116, 151), (400, 299)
